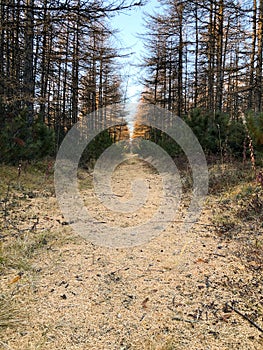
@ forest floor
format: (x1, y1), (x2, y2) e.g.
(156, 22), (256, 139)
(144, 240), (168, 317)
(0, 157), (263, 349)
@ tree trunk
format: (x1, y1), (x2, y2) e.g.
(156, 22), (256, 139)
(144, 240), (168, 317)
(177, 3), (184, 117)
(216, 0), (224, 112)
(24, 0), (34, 124)
(255, 0), (263, 112)
(248, 0), (257, 110)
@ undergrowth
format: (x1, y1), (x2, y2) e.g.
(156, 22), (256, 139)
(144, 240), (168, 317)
(0, 161), (56, 332)
(208, 161), (255, 195)
(209, 161), (263, 275)
(0, 294), (22, 329)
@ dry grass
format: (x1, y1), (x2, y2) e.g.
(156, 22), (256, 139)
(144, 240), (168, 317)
(0, 162), (57, 336)
(0, 295), (22, 328)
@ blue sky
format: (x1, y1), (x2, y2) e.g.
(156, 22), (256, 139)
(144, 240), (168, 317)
(110, 0), (160, 102)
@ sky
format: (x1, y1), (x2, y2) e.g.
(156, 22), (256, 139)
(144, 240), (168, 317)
(110, 0), (160, 103)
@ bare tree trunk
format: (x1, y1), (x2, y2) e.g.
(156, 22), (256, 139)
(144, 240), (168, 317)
(207, 1), (216, 113)
(167, 39), (172, 111)
(62, 24), (70, 131)
(71, 1), (81, 125)
(72, 28), (79, 124)
(24, 0), (34, 124)
(39, 0), (50, 121)
(194, 1), (199, 109)
(216, 0), (224, 112)
(255, 0), (263, 112)
(248, 0), (257, 110)
(177, 3), (183, 117)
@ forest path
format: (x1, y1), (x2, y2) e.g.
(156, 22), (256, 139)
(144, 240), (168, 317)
(1, 157), (263, 349)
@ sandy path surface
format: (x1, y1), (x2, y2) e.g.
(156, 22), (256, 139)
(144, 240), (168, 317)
(1, 158), (263, 349)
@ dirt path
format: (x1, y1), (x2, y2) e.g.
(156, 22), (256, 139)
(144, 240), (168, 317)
(1, 158), (263, 349)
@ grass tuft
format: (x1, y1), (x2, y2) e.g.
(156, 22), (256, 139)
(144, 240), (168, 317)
(0, 295), (22, 328)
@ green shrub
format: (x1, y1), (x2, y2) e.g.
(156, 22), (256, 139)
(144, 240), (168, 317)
(79, 129), (113, 168)
(141, 109), (247, 159)
(246, 112), (263, 165)
(0, 109), (55, 163)
(246, 111), (263, 146)
(186, 109), (246, 158)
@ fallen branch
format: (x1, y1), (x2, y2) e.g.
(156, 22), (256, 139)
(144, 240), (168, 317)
(227, 302), (263, 333)
(211, 253), (226, 258)
(168, 306), (198, 323)
(171, 316), (197, 324)
(30, 218), (39, 232)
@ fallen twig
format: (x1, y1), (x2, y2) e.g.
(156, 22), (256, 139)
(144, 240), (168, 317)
(30, 218), (39, 232)
(143, 220), (216, 226)
(172, 316), (198, 324)
(168, 306), (199, 323)
(227, 302), (263, 333)
(140, 313), (146, 321)
(0, 340), (13, 350)
(212, 253), (226, 258)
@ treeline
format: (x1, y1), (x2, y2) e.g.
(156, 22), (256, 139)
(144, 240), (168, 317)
(141, 0), (263, 115)
(0, 0), (140, 163)
(139, 0), (263, 160)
